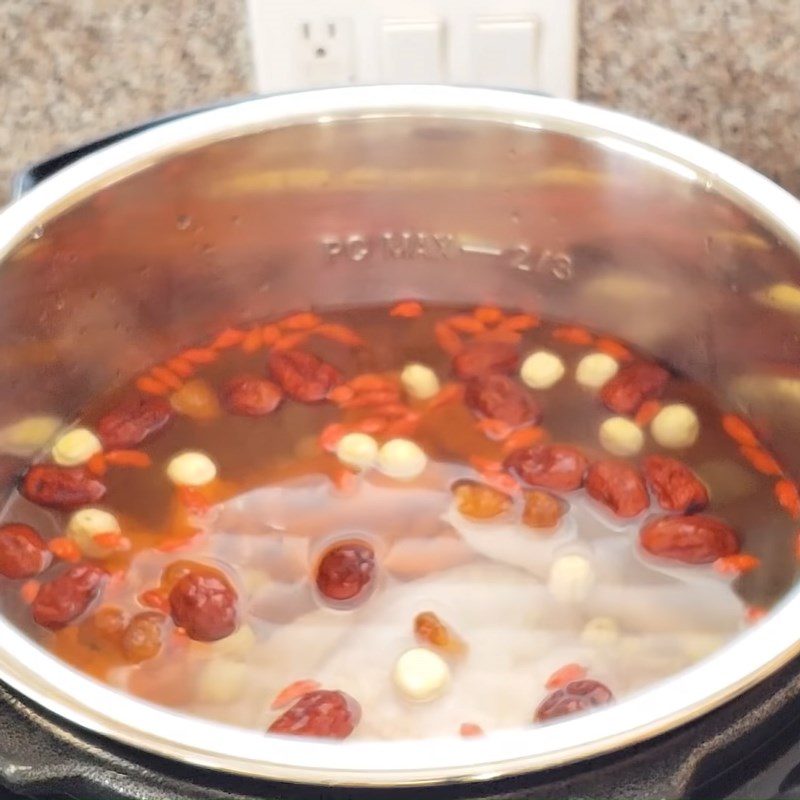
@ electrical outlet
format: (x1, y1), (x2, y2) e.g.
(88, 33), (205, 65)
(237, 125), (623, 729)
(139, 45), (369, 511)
(246, 0), (577, 97)
(296, 18), (356, 87)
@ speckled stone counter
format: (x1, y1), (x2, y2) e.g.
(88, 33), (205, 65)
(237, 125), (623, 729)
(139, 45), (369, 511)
(2, 0), (800, 205)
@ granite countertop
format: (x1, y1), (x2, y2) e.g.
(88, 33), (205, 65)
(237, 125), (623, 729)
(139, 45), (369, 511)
(1, 0), (799, 205)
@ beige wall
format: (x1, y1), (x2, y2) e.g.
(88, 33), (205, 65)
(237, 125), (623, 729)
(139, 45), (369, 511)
(2, 0), (799, 202)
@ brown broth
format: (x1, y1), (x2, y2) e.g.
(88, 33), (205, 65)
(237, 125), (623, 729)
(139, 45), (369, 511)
(0, 302), (795, 739)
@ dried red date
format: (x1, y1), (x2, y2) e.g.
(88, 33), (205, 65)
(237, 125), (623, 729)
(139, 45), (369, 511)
(465, 374), (541, 426)
(452, 341), (518, 379)
(268, 689), (361, 739)
(535, 679), (613, 722)
(315, 541), (376, 602)
(32, 564), (105, 630)
(269, 350), (341, 403)
(122, 611), (166, 663)
(21, 465), (106, 510)
(643, 455), (708, 513)
(640, 514), (740, 564)
(0, 523), (49, 578)
(585, 460), (649, 518)
(505, 444), (588, 491)
(96, 396), (172, 449)
(169, 571), (238, 641)
(223, 374), (283, 416)
(600, 362), (669, 415)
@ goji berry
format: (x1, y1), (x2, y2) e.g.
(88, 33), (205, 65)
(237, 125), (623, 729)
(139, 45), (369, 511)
(721, 414), (759, 447)
(389, 300), (423, 318)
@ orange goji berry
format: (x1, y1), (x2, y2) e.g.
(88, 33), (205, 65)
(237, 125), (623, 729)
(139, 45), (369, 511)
(745, 606), (767, 624)
(739, 445), (781, 476)
(211, 327), (246, 349)
(389, 300), (423, 318)
(481, 471), (520, 496)
(459, 723), (485, 738)
(469, 455), (503, 473)
(429, 383), (465, 409)
(379, 403), (411, 419)
(383, 416), (419, 438)
(354, 417), (386, 434)
(86, 452), (107, 477)
(331, 465), (358, 493)
(545, 663), (588, 690)
(476, 418), (513, 441)
(181, 348), (218, 365)
(93, 532), (131, 551)
(476, 328), (522, 345)
(241, 328), (263, 353)
(499, 313), (540, 332)
(775, 479), (800, 518)
(552, 325), (594, 346)
(414, 611), (467, 655)
(595, 338), (634, 361)
(349, 374), (394, 392)
(447, 315), (487, 334)
(271, 332), (309, 352)
(177, 486), (210, 513)
(157, 536), (197, 553)
(280, 312), (322, 331)
(150, 366), (182, 391)
(138, 589), (169, 613)
(319, 423), (348, 452)
(435, 321), (464, 355)
(261, 324), (281, 346)
(341, 390), (401, 409)
(473, 306), (503, 325)
(166, 356), (195, 378)
(722, 413), (759, 447)
(48, 537), (81, 563)
(314, 323), (364, 347)
(136, 375), (169, 396)
(327, 385), (356, 405)
(714, 554), (760, 574)
(20, 580), (40, 604)
(502, 426), (546, 453)
(105, 450), (152, 468)
(634, 400), (663, 427)
(270, 679), (321, 710)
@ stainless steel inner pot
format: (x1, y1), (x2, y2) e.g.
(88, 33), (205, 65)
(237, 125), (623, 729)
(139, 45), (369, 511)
(1, 86), (800, 787)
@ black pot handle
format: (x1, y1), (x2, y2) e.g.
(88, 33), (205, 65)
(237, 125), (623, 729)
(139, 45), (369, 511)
(10, 93), (262, 199)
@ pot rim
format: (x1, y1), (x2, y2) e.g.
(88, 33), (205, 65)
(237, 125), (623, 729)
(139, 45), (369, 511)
(1, 85), (800, 787)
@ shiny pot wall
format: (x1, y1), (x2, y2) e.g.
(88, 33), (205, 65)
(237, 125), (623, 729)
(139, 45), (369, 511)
(1, 86), (800, 787)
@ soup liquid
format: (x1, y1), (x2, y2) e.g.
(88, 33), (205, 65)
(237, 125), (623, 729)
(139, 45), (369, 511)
(0, 303), (795, 740)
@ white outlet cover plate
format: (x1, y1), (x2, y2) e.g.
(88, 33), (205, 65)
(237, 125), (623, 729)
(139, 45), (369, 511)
(247, 0), (578, 97)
